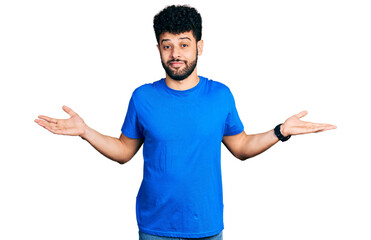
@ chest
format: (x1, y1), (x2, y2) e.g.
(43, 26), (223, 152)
(138, 96), (228, 142)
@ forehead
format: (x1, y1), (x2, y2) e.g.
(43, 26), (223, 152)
(159, 31), (195, 43)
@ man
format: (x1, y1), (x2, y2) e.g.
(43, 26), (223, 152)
(34, 5), (336, 240)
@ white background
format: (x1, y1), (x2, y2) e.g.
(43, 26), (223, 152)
(1, 0), (370, 239)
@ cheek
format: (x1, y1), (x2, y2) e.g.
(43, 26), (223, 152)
(162, 49), (173, 57)
(159, 52), (169, 62)
(185, 51), (197, 61)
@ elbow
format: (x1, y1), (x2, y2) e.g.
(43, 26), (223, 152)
(116, 148), (135, 165)
(236, 134), (253, 161)
(235, 153), (251, 161)
(236, 149), (256, 161)
(238, 155), (250, 161)
(117, 160), (128, 165)
(117, 160), (127, 165)
(117, 157), (131, 165)
(115, 155), (132, 165)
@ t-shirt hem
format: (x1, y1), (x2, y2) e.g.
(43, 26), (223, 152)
(138, 225), (224, 238)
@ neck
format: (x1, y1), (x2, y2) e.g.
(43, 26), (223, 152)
(165, 67), (199, 91)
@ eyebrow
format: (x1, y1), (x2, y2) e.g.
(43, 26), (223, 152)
(160, 37), (192, 44)
(179, 37), (192, 41)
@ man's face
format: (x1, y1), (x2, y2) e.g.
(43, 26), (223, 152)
(157, 31), (203, 81)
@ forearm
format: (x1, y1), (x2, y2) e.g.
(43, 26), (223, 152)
(225, 111), (336, 161)
(80, 125), (128, 164)
(240, 129), (279, 160)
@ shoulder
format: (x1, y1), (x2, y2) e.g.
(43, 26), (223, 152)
(202, 76), (233, 96)
(131, 79), (162, 99)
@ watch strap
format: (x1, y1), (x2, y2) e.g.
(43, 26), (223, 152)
(274, 124), (291, 142)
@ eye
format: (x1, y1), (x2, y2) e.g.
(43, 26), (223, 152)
(181, 44), (188, 47)
(163, 46), (171, 50)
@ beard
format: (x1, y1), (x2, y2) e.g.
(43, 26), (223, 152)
(161, 53), (198, 81)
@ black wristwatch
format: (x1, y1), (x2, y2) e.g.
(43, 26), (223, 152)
(274, 124), (291, 142)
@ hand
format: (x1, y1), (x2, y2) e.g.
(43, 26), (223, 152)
(35, 105), (87, 136)
(280, 111), (337, 137)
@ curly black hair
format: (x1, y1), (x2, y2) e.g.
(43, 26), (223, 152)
(153, 5), (202, 43)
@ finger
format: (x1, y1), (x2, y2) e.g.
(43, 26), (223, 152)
(306, 125), (337, 133)
(35, 119), (53, 131)
(41, 125), (62, 134)
(295, 126), (325, 134)
(304, 122), (336, 129)
(35, 119), (63, 134)
(35, 118), (54, 128)
(295, 110), (308, 119)
(62, 105), (76, 117)
(37, 115), (58, 124)
(318, 125), (337, 131)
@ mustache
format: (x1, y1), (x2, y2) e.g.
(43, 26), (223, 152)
(167, 59), (186, 64)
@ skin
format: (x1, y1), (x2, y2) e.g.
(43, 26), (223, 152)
(34, 31), (337, 163)
(157, 31), (203, 90)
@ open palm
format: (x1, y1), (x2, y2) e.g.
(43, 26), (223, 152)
(281, 111), (336, 136)
(35, 105), (86, 136)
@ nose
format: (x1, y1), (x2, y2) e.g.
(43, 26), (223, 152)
(170, 46), (181, 59)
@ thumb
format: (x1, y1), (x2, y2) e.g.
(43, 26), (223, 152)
(295, 110), (308, 119)
(62, 105), (77, 117)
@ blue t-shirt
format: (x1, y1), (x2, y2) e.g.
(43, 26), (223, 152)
(121, 76), (244, 238)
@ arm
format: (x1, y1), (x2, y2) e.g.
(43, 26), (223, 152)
(222, 111), (336, 160)
(223, 130), (278, 160)
(80, 128), (144, 164)
(35, 105), (144, 164)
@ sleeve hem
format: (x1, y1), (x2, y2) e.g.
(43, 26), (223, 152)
(223, 127), (244, 136)
(121, 128), (144, 139)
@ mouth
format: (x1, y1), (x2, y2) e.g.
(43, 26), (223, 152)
(169, 60), (185, 68)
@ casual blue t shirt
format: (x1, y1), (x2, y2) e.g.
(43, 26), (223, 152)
(121, 76), (244, 238)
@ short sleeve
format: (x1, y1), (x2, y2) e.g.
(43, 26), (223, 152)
(223, 88), (244, 136)
(121, 95), (144, 139)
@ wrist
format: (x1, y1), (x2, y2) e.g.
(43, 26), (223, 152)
(274, 123), (291, 142)
(80, 124), (90, 140)
(280, 123), (289, 137)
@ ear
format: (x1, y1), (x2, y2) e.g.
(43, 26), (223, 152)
(157, 44), (160, 53)
(197, 40), (204, 56)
